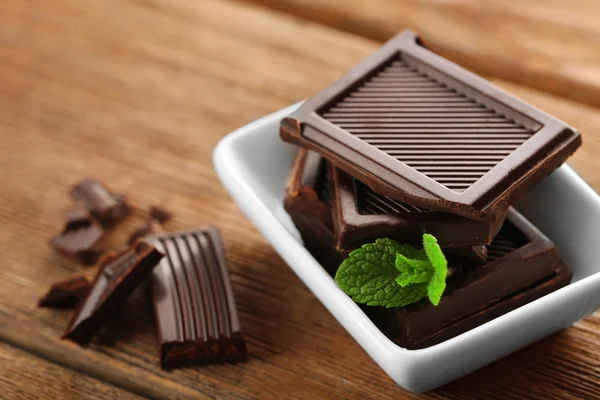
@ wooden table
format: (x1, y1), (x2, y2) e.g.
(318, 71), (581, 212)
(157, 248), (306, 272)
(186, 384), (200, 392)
(1, 0), (598, 398)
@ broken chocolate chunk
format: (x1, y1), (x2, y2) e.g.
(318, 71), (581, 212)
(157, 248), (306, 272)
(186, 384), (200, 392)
(50, 206), (104, 266)
(71, 179), (130, 226)
(38, 276), (91, 308)
(63, 240), (163, 345)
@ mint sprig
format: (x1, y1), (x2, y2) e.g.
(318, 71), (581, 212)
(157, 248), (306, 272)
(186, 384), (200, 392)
(335, 234), (448, 308)
(423, 234), (447, 306)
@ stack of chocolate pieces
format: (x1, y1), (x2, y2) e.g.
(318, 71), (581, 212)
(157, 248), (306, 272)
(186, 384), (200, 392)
(41, 180), (247, 369)
(281, 30), (581, 349)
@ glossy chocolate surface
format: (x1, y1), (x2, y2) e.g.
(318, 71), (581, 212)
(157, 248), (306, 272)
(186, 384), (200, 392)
(281, 30), (581, 220)
(148, 227), (247, 369)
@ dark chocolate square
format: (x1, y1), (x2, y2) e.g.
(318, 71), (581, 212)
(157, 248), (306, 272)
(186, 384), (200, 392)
(281, 30), (581, 220)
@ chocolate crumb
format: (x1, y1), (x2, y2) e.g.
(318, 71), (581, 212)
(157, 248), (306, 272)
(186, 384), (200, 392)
(127, 220), (163, 246)
(150, 206), (173, 224)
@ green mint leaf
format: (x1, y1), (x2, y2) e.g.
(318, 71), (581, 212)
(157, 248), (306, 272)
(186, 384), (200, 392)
(335, 235), (449, 308)
(395, 269), (431, 287)
(335, 238), (428, 307)
(395, 253), (431, 274)
(393, 244), (427, 261)
(394, 253), (432, 286)
(423, 233), (448, 306)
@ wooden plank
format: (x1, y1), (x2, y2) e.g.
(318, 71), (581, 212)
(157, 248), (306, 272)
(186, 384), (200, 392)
(0, 342), (144, 400)
(0, 0), (598, 399)
(242, 0), (600, 109)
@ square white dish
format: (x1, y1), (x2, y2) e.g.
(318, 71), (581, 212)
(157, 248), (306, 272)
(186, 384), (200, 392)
(213, 103), (600, 392)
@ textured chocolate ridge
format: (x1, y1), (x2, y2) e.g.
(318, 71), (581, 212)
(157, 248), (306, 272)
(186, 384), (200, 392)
(486, 235), (522, 261)
(149, 227), (247, 369)
(357, 181), (423, 214)
(280, 30), (581, 220)
(322, 57), (534, 193)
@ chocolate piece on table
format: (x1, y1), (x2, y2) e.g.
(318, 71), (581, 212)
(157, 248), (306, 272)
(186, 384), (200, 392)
(150, 206), (173, 224)
(148, 227), (247, 369)
(63, 241), (163, 345)
(367, 209), (571, 349)
(329, 166), (505, 252)
(280, 30), (581, 220)
(38, 276), (91, 308)
(71, 179), (130, 225)
(50, 206), (104, 266)
(284, 149), (346, 275)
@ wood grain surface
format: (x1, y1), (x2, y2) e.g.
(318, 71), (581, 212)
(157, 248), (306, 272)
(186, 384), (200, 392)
(242, 0), (600, 109)
(0, 343), (144, 400)
(0, 0), (598, 399)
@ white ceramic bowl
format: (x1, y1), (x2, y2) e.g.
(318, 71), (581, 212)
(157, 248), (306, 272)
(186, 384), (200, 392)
(213, 103), (600, 392)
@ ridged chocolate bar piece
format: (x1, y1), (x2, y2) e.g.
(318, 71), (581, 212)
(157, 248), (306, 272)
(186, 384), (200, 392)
(281, 30), (581, 220)
(50, 206), (104, 265)
(148, 228), (247, 369)
(367, 209), (571, 349)
(63, 241), (163, 345)
(71, 179), (130, 225)
(329, 166), (506, 252)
